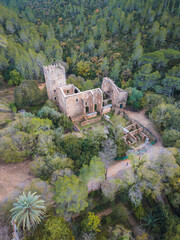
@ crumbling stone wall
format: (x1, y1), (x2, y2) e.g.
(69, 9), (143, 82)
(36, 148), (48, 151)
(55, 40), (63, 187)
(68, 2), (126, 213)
(61, 88), (103, 118)
(101, 77), (128, 108)
(43, 63), (128, 121)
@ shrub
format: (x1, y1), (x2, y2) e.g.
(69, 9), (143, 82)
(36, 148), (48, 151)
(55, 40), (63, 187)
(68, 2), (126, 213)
(44, 99), (59, 111)
(38, 106), (73, 131)
(9, 102), (17, 113)
(142, 93), (165, 114)
(162, 129), (180, 147)
(81, 212), (101, 233)
(14, 80), (46, 109)
(8, 69), (24, 86)
(0, 115), (54, 163)
(58, 135), (101, 169)
(111, 203), (128, 224)
(30, 155), (74, 180)
(126, 87), (143, 110)
(0, 73), (4, 85)
(0, 133), (35, 163)
(37, 106), (61, 127)
(42, 216), (74, 240)
(134, 204), (145, 220)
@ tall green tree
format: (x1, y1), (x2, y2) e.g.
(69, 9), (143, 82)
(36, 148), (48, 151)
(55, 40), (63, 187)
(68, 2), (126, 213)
(53, 175), (88, 215)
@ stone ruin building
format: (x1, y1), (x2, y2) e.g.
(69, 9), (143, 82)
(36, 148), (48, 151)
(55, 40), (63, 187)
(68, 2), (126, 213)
(43, 63), (128, 125)
(43, 63), (156, 150)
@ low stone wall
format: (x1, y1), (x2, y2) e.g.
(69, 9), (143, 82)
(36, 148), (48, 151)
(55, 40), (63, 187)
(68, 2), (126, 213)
(86, 112), (97, 119)
(72, 115), (85, 123)
(81, 116), (101, 126)
(102, 106), (111, 114)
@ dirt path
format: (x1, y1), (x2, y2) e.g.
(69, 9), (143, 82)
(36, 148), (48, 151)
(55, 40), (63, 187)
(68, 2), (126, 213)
(97, 206), (147, 238)
(97, 208), (112, 218)
(0, 161), (34, 202)
(107, 159), (131, 179)
(124, 110), (162, 147)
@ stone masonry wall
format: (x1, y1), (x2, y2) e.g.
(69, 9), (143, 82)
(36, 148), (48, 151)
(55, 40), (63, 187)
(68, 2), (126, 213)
(43, 63), (127, 121)
(43, 64), (66, 101)
(101, 77), (128, 108)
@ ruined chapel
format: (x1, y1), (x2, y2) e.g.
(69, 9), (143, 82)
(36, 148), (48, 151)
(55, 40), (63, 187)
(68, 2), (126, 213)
(43, 63), (128, 122)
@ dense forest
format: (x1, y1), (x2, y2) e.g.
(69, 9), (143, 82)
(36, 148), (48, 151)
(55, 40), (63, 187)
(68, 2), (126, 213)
(0, 0), (180, 240)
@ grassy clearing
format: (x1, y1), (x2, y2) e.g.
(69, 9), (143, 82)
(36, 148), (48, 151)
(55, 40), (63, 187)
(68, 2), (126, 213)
(110, 115), (128, 127)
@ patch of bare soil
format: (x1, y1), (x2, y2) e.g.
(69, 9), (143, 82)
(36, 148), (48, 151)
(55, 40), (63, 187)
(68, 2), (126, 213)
(97, 208), (112, 218)
(38, 83), (45, 90)
(0, 161), (34, 202)
(124, 110), (162, 147)
(107, 159), (131, 180)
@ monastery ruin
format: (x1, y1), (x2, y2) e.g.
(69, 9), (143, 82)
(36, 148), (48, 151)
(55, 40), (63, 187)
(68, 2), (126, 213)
(43, 63), (156, 149)
(43, 63), (128, 125)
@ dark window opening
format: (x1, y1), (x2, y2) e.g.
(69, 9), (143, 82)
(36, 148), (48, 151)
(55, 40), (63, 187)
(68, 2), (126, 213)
(85, 102), (87, 105)
(120, 104), (123, 109)
(54, 90), (56, 93)
(94, 104), (97, 111)
(54, 97), (56, 100)
(67, 90), (69, 93)
(76, 98), (78, 102)
(74, 89), (78, 93)
(86, 106), (89, 113)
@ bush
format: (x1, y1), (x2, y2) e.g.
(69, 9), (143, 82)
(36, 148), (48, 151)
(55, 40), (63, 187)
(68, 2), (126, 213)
(58, 135), (101, 169)
(0, 73), (4, 85)
(0, 132), (35, 163)
(126, 87), (143, 110)
(30, 155), (74, 180)
(0, 115), (54, 163)
(115, 136), (129, 158)
(38, 106), (73, 131)
(14, 80), (46, 109)
(150, 104), (180, 131)
(42, 216), (74, 240)
(142, 93), (165, 114)
(37, 106), (61, 127)
(134, 204), (145, 220)
(44, 99), (59, 111)
(81, 212), (101, 233)
(9, 102), (17, 113)
(162, 129), (180, 147)
(111, 203), (128, 224)
(8, 69), (24, 86)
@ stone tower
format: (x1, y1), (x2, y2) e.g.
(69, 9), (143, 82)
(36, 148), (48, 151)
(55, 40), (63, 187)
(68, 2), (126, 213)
(43, 64), (66, 101)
